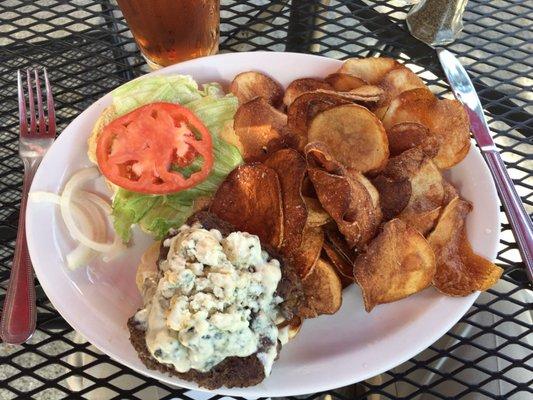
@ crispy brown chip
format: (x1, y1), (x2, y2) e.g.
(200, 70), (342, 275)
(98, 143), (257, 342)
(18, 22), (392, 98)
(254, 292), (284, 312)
(308, 104), (389, 174)
(397, 151), (443, 235)
(376, 146), (444, 234)
(354, 219), (436, 312)
(325, 73), (367, 92)
(306, 144), (381, 248)
(265, 149), (308, 252)
(279, 316), (303, 340)
(287, 317), (303, 340)
(324, 224), (356, 264)
(387, 122), (430, 156)
(322, 241), (354, 288)
(345, 169), (382, 244)
(382, 88), (471, 169)
(234, 97), (288, 162)
(400, 207), (442, 236)
(209, 163), (284, 249)
(307, 168), (354, 243)
(301, 176), (317, 198)
(230, 71), (284, 107)
(442, 178), (459, 206)
(371, 175), (411, 220)
(308, 167), (380, 249)
(287, 225), (324, 279)
(304, 196), (331, 227)
(298, 258), (343, 318)
(338, 57), (401, 84)
(375, 66), (427, 118)
(287, 92), (351, 151)
(349, 169), (380, 210)
(316, 85), (384, 106)
(283, 78), (333, 107)
(428, 197), (503, 296)
(384, 143), (437, 180)
(305, 141), (344, 174)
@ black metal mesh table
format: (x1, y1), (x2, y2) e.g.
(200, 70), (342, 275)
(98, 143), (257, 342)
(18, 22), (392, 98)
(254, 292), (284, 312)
(0, 1), (531, 399)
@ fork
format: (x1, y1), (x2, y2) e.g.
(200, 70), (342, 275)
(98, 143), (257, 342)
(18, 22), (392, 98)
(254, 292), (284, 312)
(0, 69), (56, 344)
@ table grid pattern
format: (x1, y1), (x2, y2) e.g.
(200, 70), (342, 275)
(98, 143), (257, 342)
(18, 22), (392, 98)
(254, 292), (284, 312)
(0, 1), (531, 399)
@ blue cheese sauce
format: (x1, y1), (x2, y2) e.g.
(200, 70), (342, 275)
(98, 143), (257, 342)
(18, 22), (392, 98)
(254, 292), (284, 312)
(135, 223), (284, 376)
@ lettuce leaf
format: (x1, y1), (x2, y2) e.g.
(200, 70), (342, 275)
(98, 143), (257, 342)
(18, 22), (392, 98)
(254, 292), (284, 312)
(109, 75), (242, 241)
(113, 75), (203, 116)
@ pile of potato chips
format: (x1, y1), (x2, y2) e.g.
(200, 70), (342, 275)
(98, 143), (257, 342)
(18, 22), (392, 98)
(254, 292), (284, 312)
(213, 57), (502, 319)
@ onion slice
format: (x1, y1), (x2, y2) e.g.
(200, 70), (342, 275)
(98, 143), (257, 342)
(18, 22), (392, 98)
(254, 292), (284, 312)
(30, 167), (126, 269)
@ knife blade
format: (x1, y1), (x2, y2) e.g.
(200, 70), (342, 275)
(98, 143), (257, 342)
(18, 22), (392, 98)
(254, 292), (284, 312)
(437, 48), (533, 283)
(437, 49), (495, 150)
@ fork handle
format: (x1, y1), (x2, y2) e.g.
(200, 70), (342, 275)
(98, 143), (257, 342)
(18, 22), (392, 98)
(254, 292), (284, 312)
(484, 150), (533, 282)
(0, 165), (37, 344)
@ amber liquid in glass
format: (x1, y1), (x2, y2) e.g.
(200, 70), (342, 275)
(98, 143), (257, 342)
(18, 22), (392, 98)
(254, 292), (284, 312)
(117, 0), (220, 68)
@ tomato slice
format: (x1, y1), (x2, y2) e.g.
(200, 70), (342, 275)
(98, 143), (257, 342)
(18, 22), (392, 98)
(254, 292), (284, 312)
(96, 102), (214, 194)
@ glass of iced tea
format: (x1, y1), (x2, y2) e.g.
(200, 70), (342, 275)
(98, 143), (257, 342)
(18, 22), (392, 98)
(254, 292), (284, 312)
(117, 0), (220, 69)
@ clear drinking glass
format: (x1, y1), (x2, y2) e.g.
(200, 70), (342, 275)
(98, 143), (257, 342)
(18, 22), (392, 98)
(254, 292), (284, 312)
(406, 0), (468, 46)
(117, 0), (220, 69)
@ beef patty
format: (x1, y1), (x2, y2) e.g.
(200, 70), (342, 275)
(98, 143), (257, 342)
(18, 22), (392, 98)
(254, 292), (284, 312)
(128, 211), (303, 389)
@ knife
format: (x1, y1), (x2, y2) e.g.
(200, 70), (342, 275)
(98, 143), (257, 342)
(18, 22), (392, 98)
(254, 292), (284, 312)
(437, 48), (532, 283)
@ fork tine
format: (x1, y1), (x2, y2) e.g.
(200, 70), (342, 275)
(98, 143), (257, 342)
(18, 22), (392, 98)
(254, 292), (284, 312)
(34, 70), (46, 136)
(17, 70), (28, 137)
(26, 70), (36, 135)
(43, 68), (56, 137)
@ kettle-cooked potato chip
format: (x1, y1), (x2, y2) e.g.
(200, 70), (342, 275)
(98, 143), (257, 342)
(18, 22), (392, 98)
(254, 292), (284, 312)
(287, 224), (324, 279)
(348, 169), (381, 210)
(305, 141), (344, 174)
(393, 149), (444, 234)
(322, 241), (354, 288)
(374, 146), (444, 234)
(307, 168), (356, 245)
(325, 73), (367, 92)
(287, 91), (352, 151)
(304, 196), (331, 227)
(442, 178), (459, 206)
(283, 78), (333, 107)
(298, 258), (343, 318)
(376, 67), (427, 118)
(316, 85), (384, 106)
(279, 316), (303, 341)
(428, 197), (503, 296)
(230, 71), (284, 107)
(338, 57), (401, 84)
(382, 88), (470, 169)
(308, 168), (380, 249)
(265, 149), (308, 252)
(209, 163), (284, 249)
(234, 97), (288, 162)
(287, 317), (303, 340)
(354, 219), (436, 312)
(386, 122), (430, 156)
(324, 224), (356, 264)
(345, 170), (383, 243)
(306, 143), (382, 248)
(371, 175), (411, 220)
(308, 104), (389, 174)
(400, 207), (442, 236)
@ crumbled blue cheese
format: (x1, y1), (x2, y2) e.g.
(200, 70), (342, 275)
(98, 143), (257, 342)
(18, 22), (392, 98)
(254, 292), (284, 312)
(135, 223), (284, 375)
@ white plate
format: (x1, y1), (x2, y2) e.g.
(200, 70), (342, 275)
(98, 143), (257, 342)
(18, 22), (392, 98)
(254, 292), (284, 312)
(26, 52), (500, 397)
